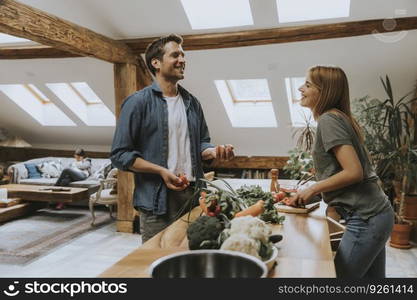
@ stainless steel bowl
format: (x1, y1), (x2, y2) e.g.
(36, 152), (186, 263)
(149, 250), (267, 278)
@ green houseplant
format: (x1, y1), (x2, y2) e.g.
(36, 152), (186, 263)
(352, 76), (417, 248)
(284, 114), (316, 180)
(292, 113), (316, 153)
(283, 148), (314, 180)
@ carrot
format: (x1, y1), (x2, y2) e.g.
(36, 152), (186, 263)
(235, 200), (265, 218)
(199, 191), (208, 214)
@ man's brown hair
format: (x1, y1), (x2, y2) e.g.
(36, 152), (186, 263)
(145, 34), (184, 75)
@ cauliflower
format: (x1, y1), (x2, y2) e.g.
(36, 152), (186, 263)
(220, 234), (261, 259)
(229, 216), (271, 243)
(219, 216), (274, 261)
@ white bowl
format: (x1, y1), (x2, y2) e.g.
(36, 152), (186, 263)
(264, 246), (278, 271)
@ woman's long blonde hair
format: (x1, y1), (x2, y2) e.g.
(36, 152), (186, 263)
(308, 65), (364, 143)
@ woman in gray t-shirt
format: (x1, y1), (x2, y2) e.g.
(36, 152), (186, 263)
(289, 65), (394, 278)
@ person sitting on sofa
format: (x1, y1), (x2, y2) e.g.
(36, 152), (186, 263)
(54, 148), (92, 209)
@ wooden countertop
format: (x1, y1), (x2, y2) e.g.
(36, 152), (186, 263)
(100, 179), (336, 278)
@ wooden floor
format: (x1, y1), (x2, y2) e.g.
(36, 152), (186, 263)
(386, 242), (417, 277)
(0, 208), (416, 278)
(0, 211), (140, 278)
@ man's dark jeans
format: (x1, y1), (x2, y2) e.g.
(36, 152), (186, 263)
(139, 186), (197, 243)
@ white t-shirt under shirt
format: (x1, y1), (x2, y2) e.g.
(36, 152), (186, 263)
(164, 93), (194, 181)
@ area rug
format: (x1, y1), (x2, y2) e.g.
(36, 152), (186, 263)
(0, 207), (113, 265)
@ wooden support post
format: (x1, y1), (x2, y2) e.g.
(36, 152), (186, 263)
(113, 59), (152, 233)
(413, 83), (417, 146)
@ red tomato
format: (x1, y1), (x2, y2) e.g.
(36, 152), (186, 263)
(179, 174), (189, 186)
(174, 174), (189, 187)
(274, 191), (286, 202)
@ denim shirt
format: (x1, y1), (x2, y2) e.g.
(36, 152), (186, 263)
(110, 81), (214, 215)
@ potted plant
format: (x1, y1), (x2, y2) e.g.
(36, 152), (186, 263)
(283, 113), (316, 180)
(283, 148), (314, 180)
(292, 113), (316, 153)
(353, 76), (417, 248)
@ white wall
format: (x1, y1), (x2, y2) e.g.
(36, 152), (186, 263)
(1, 31), (417, 155)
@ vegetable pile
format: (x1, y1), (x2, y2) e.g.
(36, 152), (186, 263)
(186, 179), (285, 260)
(198, 179), (286, 224)
(236, 185), (285, 224)
(187, 215), (278, 261)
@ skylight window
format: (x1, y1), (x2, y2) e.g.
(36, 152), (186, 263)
(26, 84), (51, 104)
(0, 84), (75, 126)
(181, 0), (253, 30)
(0, 33), (32, 45)
(285, 77), (316, 127)
(215, 79), (277, 128)
(46, 82), (115, 126)
(276, 0), (350, 23)
(227, 79), (272, 102)
(70, 82), (102, 104)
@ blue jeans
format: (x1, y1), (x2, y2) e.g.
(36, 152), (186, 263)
(334, 205), (394, 278)
(55, 168), (87, 186)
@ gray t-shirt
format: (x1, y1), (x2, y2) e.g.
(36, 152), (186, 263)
(313, 112), (390, 220)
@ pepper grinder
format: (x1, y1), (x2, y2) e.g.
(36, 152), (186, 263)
(270, 169), (280, 193)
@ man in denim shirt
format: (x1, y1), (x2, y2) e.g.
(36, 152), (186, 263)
(111, 34), (234, 242)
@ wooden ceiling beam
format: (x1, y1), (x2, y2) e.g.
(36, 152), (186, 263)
(0, 0), (137, 64)
(1, 16), (417, 60)
(0, 46), (81, 59)
(124, 16), (417, 52)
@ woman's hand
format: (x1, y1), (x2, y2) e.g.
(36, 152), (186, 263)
(288, 186), (318, 207)
(159, 169), (189, 191)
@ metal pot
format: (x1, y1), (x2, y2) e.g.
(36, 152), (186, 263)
(149, 249), (267, 278)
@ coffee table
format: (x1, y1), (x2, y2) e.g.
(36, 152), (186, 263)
(1, 184), (89, 203)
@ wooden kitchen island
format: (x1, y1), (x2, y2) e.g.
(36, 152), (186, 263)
(100, 179), (336, 278)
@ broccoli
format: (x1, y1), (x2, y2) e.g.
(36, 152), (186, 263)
(186, 216), (224, 250)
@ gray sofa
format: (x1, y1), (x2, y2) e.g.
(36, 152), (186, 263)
(7, 157), (113, 196)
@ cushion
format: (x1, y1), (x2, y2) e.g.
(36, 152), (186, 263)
(19, 178), (57, 185)
(24, 163), (42, 179)
(37, 161), (63, 178)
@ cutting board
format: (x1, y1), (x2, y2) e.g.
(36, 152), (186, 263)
(275, 202), (320, 214)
